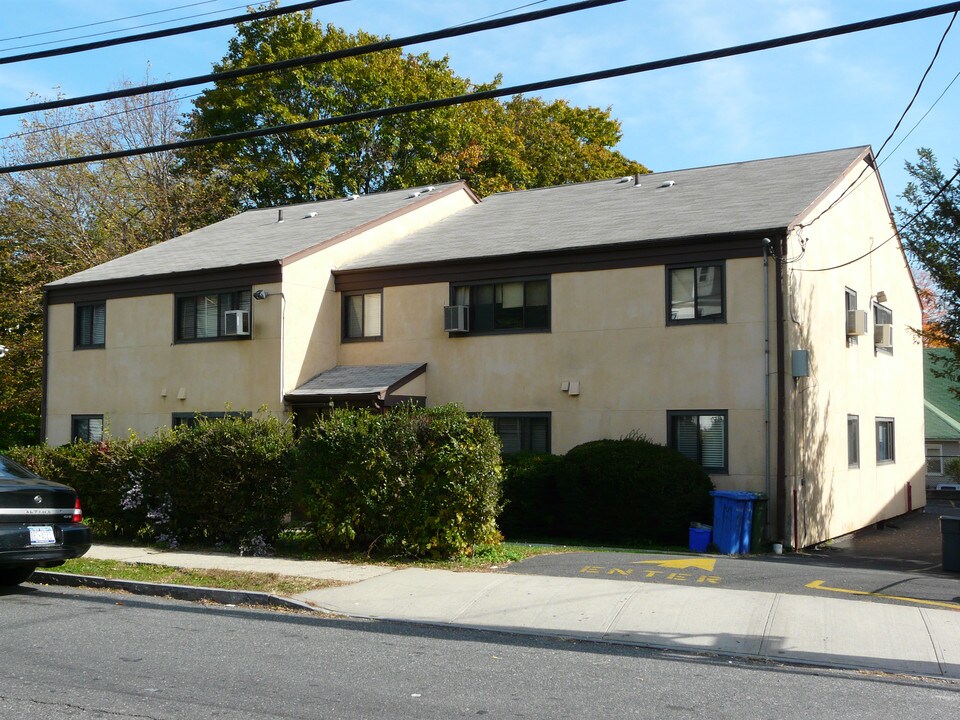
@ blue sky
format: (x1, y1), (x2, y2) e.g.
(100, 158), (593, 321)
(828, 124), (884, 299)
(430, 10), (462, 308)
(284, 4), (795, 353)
(1, 0), (958, 207)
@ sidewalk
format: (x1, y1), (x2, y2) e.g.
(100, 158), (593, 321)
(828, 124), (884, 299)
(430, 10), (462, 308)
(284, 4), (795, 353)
(59, 544), (960, 680)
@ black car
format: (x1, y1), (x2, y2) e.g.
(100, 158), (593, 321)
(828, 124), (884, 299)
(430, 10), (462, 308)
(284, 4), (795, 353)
(0, 454), (92, 586)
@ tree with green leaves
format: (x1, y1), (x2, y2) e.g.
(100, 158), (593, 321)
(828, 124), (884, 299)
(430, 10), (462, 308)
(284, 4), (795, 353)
(183, 8), (647, 206)
(0, 86), (225, 448)
(897, 147), (960, 395)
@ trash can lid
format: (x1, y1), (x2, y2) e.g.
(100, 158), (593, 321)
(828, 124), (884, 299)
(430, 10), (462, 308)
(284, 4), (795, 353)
(710, 491), (761, 500)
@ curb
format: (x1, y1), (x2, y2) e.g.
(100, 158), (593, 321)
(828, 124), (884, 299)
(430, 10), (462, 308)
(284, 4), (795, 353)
(30, 571), (316, 612)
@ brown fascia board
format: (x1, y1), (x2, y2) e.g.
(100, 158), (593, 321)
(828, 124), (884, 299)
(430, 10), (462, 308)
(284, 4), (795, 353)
(280, 182), (480, 267)
(284, 392), (379, 406)
(385, 362), (428, 396)
(332, 230), (781, 292)
(45, 262), (283, 305)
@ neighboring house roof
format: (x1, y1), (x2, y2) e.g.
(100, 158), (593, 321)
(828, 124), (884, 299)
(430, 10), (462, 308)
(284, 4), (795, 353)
(925, 348), (960, 441)
(47, 182), (470, 288)
(285, 363), (427, 405)
(339, 146), (871, 271)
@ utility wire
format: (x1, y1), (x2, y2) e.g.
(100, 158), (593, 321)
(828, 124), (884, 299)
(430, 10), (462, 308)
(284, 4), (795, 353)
(0, 0), (223, 43)
(4, 0), (960, 174)
(793, 9), (957, 236)
(0, 1), (348, 65)
(0, 0), (606, 141)
(794, 165), (960, 273)
(0, 0), (622, 117)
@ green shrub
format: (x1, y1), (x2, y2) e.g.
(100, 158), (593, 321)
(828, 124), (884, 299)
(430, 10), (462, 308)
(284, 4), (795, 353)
(555, 436), (714, 545)
(946, 457), (960, 483)
(499, 452), (563, 538)
(9, 413), (295, 553)
(293, 404), (502, 558)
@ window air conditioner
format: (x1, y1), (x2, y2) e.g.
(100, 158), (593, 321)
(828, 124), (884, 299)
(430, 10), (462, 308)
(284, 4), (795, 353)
(846, 309), (868, 336)
(443, 305), (469, 333)
(874, 323), (893, 348)
(224, 309), (250, 336)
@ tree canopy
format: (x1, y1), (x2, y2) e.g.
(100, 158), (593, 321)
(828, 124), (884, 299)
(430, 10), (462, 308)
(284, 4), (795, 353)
(0, 87), (224, 448)
(183, 10), (647, 206)
(897, 147), (960, 395)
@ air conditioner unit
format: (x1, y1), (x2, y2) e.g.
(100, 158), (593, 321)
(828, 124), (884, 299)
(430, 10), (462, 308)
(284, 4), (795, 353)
(443, 305), (469, 333)
(846, 309), (868, 336)
(224, 309), (250, 336)
(874, 323), (893, 348)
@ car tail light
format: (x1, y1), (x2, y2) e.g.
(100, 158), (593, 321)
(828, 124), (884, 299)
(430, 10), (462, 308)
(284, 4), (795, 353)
(72, 498), (83, 523)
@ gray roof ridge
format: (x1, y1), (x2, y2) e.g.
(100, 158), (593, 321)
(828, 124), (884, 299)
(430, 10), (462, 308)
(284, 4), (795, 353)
(482, 145), (872, 200)
(243, 181), (465, 213)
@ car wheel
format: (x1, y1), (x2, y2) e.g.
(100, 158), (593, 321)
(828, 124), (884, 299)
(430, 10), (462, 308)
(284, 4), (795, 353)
(0, 566), (37, 586)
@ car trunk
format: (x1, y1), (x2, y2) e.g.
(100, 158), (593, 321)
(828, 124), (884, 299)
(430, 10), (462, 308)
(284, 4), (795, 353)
(0, 478), (77, 525)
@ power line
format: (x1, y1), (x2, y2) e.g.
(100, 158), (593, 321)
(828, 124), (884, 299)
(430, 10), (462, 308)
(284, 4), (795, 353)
(792, 9), (957, 237)
(4, 0), (960, 174)
(0, 0), (623, 117)
(0, 0), (224, 43)
(794, 165), (960, 273)
(0, 0), (607, 143)
(0, 1), (348, 66)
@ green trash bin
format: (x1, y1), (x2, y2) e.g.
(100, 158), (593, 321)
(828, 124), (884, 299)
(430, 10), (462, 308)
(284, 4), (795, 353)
(750, 493), (769, 552)
(942, 516), (960, 573)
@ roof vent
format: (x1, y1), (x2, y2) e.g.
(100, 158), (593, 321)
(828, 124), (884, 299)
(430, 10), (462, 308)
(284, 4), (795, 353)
(304, 211), (318, 218)
(423, 186), (435, 192)
(408, 191), (421, 199)
(346, 194), (359, 201)
(617, 176), (631, 184)
(659, 180), (676, 188)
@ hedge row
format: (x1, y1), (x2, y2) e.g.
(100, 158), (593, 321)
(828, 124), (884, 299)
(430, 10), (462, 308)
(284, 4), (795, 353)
(500, 436), (714, 546)
(9, 404), (502, 558)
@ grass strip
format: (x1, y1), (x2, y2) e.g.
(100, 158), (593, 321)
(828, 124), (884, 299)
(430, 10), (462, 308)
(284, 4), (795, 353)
(46, 558), (334, 596)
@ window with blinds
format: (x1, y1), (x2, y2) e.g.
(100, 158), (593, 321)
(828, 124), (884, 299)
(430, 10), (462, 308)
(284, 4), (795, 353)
(482, 413), (550, 454)
(668, 411), (728, 473)
(847, 415), (859, 467)
(74, 301), (106, 348)
(342, 290), (382, 340)
(876, 418), (895, 463)
(71, 414), (104, 442)
(667, 264), (725, 324)
(451, 278), (549, 334)
(176, 289), (251, 342)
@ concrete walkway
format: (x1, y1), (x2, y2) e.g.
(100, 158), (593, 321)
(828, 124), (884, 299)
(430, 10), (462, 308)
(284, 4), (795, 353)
(78, 544), (960, 680)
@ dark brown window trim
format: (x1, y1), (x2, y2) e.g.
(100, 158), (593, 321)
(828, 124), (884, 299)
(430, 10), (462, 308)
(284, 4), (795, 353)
(665, 262), (726, 326)
(333, 231), (775, 293)
(173, 287), (252, 344)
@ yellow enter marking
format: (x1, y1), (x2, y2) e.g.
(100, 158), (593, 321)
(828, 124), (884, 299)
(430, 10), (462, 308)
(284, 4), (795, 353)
(806, 580), (960, 611)
(633, 558), (717, 572)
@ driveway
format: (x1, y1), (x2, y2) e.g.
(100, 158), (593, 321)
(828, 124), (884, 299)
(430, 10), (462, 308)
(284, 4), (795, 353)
(501, 506), (960, 611)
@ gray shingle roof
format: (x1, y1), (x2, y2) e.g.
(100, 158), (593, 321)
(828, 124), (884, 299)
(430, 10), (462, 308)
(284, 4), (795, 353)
(341, 146), (870, 270)
(287, 363), (426, 398)
(47, 183), (464, 287)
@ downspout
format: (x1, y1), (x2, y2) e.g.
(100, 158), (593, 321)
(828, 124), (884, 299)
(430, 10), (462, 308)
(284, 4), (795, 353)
(40, 290), (50, 442)
(774, 236), (788, 545)
(762, 239), (772, 529)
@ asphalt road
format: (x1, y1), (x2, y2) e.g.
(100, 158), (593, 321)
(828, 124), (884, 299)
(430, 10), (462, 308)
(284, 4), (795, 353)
(2, 585), (959, 719)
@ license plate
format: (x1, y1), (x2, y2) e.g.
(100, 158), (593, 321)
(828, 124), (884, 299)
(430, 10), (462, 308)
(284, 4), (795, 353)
(28, 526), (56, 545)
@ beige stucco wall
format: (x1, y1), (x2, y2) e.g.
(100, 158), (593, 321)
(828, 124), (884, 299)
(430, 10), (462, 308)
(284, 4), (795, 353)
(783, 158), (925, 547)
(338, 258), (773, 495)
(44, 189), (476, 445)
(45, 293), (284, 444)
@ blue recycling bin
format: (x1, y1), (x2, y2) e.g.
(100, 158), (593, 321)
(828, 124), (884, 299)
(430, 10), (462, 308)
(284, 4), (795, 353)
(711, 491), (757, 554)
